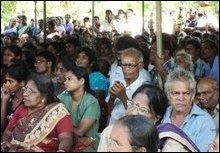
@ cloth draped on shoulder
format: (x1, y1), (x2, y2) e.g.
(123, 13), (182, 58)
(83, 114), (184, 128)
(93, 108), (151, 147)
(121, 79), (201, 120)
(17, 25), (30, 37)
(157, 123), (200, 152)
(10, 102), (70, 151)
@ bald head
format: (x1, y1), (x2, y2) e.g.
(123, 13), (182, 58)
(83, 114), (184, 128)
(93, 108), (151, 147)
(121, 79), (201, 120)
(197, 77), (219, 91)
(197, 77), (219, 111)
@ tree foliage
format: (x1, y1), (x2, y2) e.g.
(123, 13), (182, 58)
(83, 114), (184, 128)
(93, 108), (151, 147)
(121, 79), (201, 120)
(1, 1), (17, 26)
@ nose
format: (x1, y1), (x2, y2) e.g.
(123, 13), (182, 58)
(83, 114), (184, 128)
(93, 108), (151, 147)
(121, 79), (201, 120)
(197, 93), (205, 100)
(177, 93), (185, 101)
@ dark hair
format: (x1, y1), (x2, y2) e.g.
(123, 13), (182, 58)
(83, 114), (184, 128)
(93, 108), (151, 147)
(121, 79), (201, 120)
(22, 42), (38, 55)
(97, 38), (112, 51)
(66, 66), (90, 92)
(65, 36), (81, 48)
(105, 9), (112, 14)
(201, 38), (218, 53)
(6, 62), (30, 82)
(37, 51), (56, 72)
(27, 72), (60, 104)
(132, 83), (169, 124)
(118, 115), (159, 152)
(83, 17), (90, 23)
(59, 56), (75, 70)
(151, 33), (173, 57)
(78, 46), (97, 69)
(191, 31), (202, 41)
(97, 59), (110, 78)
(115, 35), (140, 52)
(4, 45), (22, 58)
(185, 38), (201, 49)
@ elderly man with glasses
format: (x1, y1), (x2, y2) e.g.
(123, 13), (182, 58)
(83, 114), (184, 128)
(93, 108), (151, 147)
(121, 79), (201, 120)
(107, 47), (149, 125)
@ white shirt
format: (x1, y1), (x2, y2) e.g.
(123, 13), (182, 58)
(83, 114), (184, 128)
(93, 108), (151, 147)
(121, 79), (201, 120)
(107, 66), (152, 95)
(108, 74), (149, 125)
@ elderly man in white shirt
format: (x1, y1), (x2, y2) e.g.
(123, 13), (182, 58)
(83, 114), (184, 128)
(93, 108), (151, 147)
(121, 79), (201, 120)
(107, 48), (150, 125)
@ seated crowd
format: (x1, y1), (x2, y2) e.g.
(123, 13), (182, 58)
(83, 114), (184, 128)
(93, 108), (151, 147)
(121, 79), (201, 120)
(1, 7), (219, 152)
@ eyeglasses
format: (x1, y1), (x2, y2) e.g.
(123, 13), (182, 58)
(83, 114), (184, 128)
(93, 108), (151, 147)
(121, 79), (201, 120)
(107, 138), (139, 150)
(170, 91), (192, 98)
(127, 100), (152, 115)
(21, 86), (39, 95)
(121, 62), (140, 69)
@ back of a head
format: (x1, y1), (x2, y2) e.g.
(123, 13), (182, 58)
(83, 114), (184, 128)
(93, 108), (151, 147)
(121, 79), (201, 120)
(65, 36), (81, 49)
(151, 33), (173, 57)
(118, 115), (159, 152)
(59, 56), (76, 70)
(115, 35), (140, 52)
(6, 62), (30, 82)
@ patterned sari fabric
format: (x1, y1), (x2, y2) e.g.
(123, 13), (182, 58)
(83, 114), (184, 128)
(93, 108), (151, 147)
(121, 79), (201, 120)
(9, 103), (70, 152)
(157, 123), (200, 152)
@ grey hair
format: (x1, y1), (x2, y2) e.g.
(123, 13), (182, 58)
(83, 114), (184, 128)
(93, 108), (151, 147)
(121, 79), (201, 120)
(175, 50), (194, 72)
(164, 67), (196, 95)
(121, 47), (143, 63)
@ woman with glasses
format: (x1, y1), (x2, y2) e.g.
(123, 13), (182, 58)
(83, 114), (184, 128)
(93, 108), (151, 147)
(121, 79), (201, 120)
(107, 115), (159, 152)
(1, 73), (74, 152)
(98, 83), (168, 152)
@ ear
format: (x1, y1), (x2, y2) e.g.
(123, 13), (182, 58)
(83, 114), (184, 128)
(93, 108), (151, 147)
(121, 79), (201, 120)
(80, 78), (85, 86)
(138, 62), (144, 70)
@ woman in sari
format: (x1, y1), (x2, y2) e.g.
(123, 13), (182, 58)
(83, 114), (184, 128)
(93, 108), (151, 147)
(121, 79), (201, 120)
(1, 73), (74, 152)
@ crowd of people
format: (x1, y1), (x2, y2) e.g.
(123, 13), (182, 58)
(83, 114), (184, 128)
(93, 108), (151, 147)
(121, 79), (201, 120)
(1, 6), (219, 152)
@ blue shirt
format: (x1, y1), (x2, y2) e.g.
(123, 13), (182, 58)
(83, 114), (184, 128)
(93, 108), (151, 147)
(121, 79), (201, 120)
(204, 55), (219, 81)
(161, 103), (217, 152)
(89, 72), (109, 98)
(193, 58), (206, 80)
